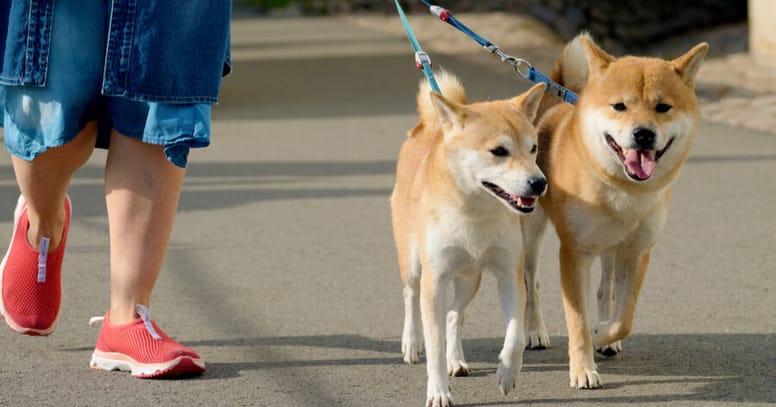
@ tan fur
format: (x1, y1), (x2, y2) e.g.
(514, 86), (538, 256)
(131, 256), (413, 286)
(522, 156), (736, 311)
(523, 34), (709, 389)
(392, 72), (547, 406)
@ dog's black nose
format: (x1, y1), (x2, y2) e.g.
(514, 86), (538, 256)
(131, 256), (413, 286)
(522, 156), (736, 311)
(528, 177), (547, 195)
(633, 127), (656, 149)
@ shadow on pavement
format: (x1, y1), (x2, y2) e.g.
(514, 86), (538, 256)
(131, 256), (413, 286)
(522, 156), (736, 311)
(687, 154), (776, 164)
(181, 332), (776, 404)
(0, 160), (396, 217)
(214, 53), (530, 121)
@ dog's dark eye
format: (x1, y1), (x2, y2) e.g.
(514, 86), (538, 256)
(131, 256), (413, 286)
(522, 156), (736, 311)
(490, 146), (510, 157)
(530, 144), (538, 154)
(656, 103), (672, 113)
(611, 103), (627, 112)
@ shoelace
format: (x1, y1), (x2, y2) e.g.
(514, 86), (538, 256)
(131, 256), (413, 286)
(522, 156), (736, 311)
(88, 304), (162, 340)
(135, 304), (162, 340)
(37, 237), (49, 283)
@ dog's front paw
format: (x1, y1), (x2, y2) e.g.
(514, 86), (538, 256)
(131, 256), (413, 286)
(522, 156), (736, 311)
(596, 340), (622, 357)
(569, 364), (602, 389)
(525, 328), (551, 350)
(496, 362), (519, 396)
(447, 360), (471, 377)
(402, 339), (423, 364)
(426, 389), (453, 407)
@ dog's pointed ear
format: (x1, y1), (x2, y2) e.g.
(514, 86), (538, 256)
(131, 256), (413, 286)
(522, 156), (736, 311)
(579, 36), (614, 77)
(430, 91), (466, 130)
(511, 83), (545, 123)
(672, 42), (709, 87)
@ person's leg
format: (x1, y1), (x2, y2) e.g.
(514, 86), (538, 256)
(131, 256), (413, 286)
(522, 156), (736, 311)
(1, 124), (96, 334)
(90, 130), (204, 377)
(103, 130), (185, 325)
(12, 124), (97, 250)
(8, 0), (106, 235)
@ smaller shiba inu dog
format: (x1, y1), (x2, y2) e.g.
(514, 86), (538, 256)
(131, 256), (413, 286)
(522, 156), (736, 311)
(391, 71), (547, 406)
(522, 33), (708, 389)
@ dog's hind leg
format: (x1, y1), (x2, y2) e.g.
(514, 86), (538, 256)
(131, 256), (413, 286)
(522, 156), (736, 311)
(446, 273), (481, 377)
(522, 208), (551, 349)
(595, 252), (622, 356)
(401, 241), (424, 364)
(593, 250), (651, 351)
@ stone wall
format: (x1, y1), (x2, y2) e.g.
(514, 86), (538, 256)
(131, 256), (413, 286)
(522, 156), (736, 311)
(525, 0), (747, 52)
(341, 0), (747, 52)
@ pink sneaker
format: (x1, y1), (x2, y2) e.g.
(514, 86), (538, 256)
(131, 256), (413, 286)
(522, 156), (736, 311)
(90, 304), (206, 378)
(0, 195), (71, 336)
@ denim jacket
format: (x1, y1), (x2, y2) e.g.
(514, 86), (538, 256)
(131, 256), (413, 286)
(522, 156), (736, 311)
(0, 0), (232, 104)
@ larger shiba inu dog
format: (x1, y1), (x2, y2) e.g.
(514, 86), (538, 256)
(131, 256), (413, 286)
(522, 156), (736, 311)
(522, 33), (708, 389)
(391, 71), (547, 406)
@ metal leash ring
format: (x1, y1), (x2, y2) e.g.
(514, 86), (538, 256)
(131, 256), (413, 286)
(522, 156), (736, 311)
(507, 57), (532, 78)
(486, 45), (533, 78)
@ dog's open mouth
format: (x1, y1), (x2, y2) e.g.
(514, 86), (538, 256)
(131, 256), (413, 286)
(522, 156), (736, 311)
(482, 181), (537, 213)
(605, 135), (674, 181)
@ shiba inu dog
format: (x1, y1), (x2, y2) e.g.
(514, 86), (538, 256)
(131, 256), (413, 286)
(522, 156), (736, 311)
(391, 71), (547, 406)
(522, 33), (709, 389)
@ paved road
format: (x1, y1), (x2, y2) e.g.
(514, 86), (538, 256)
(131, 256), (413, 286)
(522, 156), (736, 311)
(1, 16), (775, 407)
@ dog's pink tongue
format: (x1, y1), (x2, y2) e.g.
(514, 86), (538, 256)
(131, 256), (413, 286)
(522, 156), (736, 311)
(624, 149), (656, 179)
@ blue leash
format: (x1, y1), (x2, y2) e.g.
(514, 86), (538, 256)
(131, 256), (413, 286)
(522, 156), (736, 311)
(418, 0), (578, 104)
(395, 0), (441, 93)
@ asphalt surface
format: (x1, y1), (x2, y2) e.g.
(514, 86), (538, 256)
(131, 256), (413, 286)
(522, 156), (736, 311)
(1, 16), (775, 407)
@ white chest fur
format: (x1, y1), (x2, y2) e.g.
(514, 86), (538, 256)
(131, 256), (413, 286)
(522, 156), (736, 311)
(423, 206), (523, 277)
(565, 186), (669, 255)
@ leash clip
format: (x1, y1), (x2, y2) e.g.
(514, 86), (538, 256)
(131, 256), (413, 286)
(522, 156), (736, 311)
(415, 51), (432, 70)
(485, 45), (532, 78)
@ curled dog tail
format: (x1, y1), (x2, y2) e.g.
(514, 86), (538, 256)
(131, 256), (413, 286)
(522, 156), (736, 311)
(417, 70), (465, 132)
(550, 32), (594, 94)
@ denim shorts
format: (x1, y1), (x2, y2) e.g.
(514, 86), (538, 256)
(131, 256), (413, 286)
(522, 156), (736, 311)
(0, 0), (210, 168)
